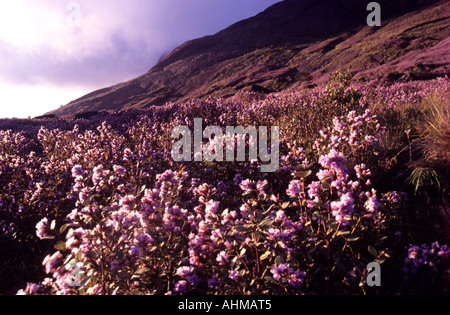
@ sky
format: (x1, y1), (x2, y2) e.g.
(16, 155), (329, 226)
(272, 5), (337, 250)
(0, 0), (280, 118)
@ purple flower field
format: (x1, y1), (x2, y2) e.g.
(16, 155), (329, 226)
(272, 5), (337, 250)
(1, 74), (449, 295)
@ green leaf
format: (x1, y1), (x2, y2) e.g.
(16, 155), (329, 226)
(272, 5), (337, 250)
(264, 276), (277, 284)
(368, 245), (378, 257)
(116, 271), (128, 280)
(321, 181), (331, 190)
(79, 276), (91, 287)
(260, 251), (272, 261)
(63, 254), (74, 265)
(40, 235), (55, 240)
(345, 236), (360, 242)
(54, 241), (67, 250)
(59, 223), (73, 234)
(375, 257), (385, 264)
(138, 185), (147, 195)
(264, 204), (275, 214)
(296, 170), (312, 179)
(259, 217), (274, 228)
(235, 225), (247, 232)
(133, 268), (150, 278)
(137, 267), (150, 275)
(274, 256), (285, 265)
(281, 201), (290, 209)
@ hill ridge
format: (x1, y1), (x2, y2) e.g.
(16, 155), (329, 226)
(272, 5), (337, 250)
(48, 0), (450, 117)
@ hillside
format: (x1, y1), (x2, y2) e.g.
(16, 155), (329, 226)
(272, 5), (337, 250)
(48, 0), (450, 116)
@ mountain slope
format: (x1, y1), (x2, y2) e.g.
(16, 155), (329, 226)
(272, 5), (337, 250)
(49, 0), (450, 116)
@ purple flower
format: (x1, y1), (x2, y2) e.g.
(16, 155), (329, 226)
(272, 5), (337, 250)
(123, 148), (135, 161)
(191, 178), (201, 188)
(233, 173), (244, 185)
(110, 260), (120, 271)
(240, 204), (251, 213)
(270, 263), (291, 281)
(17, 283), (40, 295)
(43, 252), (63, 275)
(119, 195), (135, 210)
(71, 165), (84, 177)
(66, 228), (86, 249)
(177, 266), (195, 278)
(365, 135), (378, 145)
(113, 165), (126, 176)
(270, 268), (282, 281)
(307, 181), (322, 199)
(276, 210), (287, 222)
(128, 246), (141, 257)
(330, 192), (354, 225)
(316, 169), (334, 181)
(208, 274), (219, 287)
(210, 229), (222, 242)
(267, 227), (281, 239)
(355, 164), (371, 179)
(174, 280), (188, 293)
(91, 165), (111, 187)
(256, 180), (269, 195)
(318, 149), (346, 169)
(364, 189), (378, 213)
(36, 217), (49, 239)
(228, 270), (241, 281)
(134, 233), (154, 247)
(437, 245), (450, 257)
(270, 263), (306, 288)
(205, 200), (220, 214)
(288, 270), (306, 289)
(156, 169), (176, 182)
(216, 251), (229, 265)
(239, 179), (256, 194)
(403, 241), (450, 282)
(286, 180), (302, 198)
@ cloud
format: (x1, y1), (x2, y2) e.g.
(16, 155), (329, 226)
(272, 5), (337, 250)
(0, 83), (88, 118)
(0, 0), (280, 85)
(0, 0), (157, 87)
(0, 0), (280, 117)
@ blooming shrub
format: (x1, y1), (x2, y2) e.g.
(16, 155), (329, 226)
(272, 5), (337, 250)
(401, 242), (450, 294)
(1, 76), (449, 295)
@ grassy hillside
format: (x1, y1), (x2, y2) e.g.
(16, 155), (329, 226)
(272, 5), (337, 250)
(47, 0), (449, 117)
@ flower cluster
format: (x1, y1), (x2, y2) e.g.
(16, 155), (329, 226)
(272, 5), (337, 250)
(0, 76), (448, 295)
(403, 242), (450, 282)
